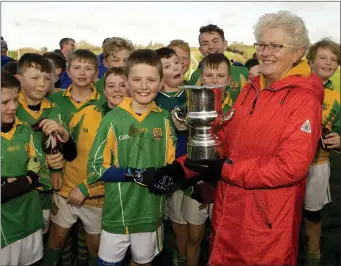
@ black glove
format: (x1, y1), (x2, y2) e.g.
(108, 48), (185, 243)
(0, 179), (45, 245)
(320, 125), (332, 150)
(184, 158), (231, 183)
(148, 161), (186, 195)
(125, 168), (156, 186)
(191, 181), (217, 207)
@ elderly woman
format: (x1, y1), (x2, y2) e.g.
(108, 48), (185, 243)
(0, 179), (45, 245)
(147, 10), (324, 265)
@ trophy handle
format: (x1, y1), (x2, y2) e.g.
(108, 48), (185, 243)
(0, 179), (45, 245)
(221, 108), (235, 123)
(173, 106), (188, 123)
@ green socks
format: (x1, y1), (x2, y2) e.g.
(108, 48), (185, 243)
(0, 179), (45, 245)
(42, 246), (61, 266)
(305, 251), (321, 266)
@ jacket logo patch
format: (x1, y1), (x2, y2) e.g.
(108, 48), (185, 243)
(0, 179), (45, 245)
(153, 128), (162, 141)
(229, 81), (239, 91)
(301, 120), (311, 133)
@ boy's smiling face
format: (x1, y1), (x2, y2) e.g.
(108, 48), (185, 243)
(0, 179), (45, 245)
(127, 63), (163, 106)
(67, 59), (97, 87)
(202, 62), (231, 86)
(104, 73), (129, 107)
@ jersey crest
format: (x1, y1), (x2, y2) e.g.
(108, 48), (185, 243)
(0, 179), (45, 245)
(153, 128), (162, 141)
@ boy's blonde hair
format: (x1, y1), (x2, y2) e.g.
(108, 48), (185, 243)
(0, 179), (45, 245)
(67, 49), (98, 70)
(168, 39), (190, 53)
(306, 38), (340, 65)
(103, 37), (135, 59)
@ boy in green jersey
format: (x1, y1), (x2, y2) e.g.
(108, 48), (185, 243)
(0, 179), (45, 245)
(1, 70), (48, 265)
(154, 47), (189, 265)
(86, 49), (176, 266)
(94, 37), (135, 93)
(304, 38), (341, 266)
(180, 53), (232, 266)
(43, 68), (129, 266)
(188, 24), (248, 102)
(15, 53), (74, 235)
(44, 49), (102, 266)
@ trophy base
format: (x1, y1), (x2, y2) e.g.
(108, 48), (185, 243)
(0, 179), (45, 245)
(187, 137), (224, 161)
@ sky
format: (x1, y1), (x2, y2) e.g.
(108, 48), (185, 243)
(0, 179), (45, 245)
(1, 1), (340, 50)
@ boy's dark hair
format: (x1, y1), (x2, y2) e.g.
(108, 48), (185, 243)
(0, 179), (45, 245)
(155, 47), (177, 60)
(59, 38), (75, 49)
(43, 52), (67, 73)
(125, 49), (163, 79)
(67, 49), (98, 70)
(2, 61), (18, 75)
(104, 67), (126, 87)
(199, 24), (225, 43)
(17, 53), (52, 75)
(1, 69), (21, 90)
(306, 38), (340, 65)
(201, 53), (231, 75)
(245, 58), (259, 70)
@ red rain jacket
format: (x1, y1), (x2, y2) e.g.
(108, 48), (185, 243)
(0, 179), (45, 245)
(177, 62), (324, 265)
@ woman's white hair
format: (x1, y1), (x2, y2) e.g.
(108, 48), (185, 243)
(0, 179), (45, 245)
(254, 10), (310, 53)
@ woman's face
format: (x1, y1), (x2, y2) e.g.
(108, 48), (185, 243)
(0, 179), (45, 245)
(256, 27), (303, 84)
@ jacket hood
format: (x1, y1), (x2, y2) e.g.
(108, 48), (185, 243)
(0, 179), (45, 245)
(256, 60), (324, 104)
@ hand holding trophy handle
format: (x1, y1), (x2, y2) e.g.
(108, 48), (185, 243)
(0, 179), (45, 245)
(172, 105), (188, 123)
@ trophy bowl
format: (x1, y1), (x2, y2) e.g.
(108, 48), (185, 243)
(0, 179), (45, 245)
(173, 84), (233, 161)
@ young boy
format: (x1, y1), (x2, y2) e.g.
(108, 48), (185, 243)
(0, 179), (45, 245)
(15, 53), (74, 235)
(1, 69), (46, 265)
(43, 67), (129, 266)
(44, 49), (103, 266)
(180, 53), (232, 266)
(168, 39), (191, 81)
(43, 51), (67, 90)
(154, 47), (188, 266)
(94, 37), (135, 93)
(188, 24), (248, 102)
(86, 49), (176, 266)
(304, 38), (341, 266)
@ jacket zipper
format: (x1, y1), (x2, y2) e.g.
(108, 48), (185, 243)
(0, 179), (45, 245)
(251, 192), (272, 229)
(248, 83), (293, 115)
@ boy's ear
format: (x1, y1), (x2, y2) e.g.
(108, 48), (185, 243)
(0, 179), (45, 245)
(103, 59), (109, 68)
(56, 67), (63, 76)
(158, 77), (165, 91)
(66, 67), (70, 77)
(227, 74), (232, 85)
(14, 74), (22, 83)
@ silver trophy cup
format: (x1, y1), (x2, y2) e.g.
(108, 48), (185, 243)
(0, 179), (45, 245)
(173, 85), (234, 161)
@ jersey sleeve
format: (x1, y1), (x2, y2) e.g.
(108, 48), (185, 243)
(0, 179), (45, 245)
(87, 115), (117, 186)
(165, 115), (176, 164)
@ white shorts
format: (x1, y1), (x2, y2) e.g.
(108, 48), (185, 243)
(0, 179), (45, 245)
(304, 161), (331, 211)
(1, 229), (43, 266)
(98, 226), (163, 264)
(167, 190), (187, 224)
(182, 195), (213, 225)
(42, 209), (51, 234)
(51, 194), (103, 234)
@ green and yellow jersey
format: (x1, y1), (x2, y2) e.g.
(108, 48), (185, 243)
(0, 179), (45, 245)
(189, 63), (248, 102)
(87, 97), (176, 234)
(48, 84), (104, 126)
(312, 80), (341, 164)
(1, 118), (45, 247)
(94, 77), (105, 95)
(154, 89), (186, 112)
(16, 92), (65, 210)
(59, 103), (111, 208)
